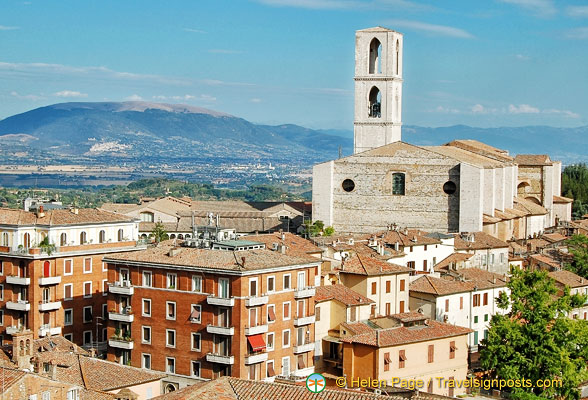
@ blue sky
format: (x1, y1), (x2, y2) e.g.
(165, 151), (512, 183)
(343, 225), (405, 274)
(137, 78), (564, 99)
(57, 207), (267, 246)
(1, 0), (587, 129)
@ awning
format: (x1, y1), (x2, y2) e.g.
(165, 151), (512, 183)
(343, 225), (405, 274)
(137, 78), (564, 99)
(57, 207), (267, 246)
(247, 334), (266, 352)
(384, 353), (391, 364)
(268, 307), (276, 322)
(399, 352), (407, 361)
(450, 343), (457, 351)
(190, 308), (200, 320)
(267, 363), (275, 377)
(298, 356), (305, 369)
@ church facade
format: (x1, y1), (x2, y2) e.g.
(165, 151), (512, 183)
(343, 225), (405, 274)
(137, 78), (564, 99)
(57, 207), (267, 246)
(312, 27), (570, 237)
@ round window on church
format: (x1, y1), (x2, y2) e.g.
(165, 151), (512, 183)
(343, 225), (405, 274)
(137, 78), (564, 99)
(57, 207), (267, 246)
(443, 181), (457, 195)
(342, 179), (356, 192)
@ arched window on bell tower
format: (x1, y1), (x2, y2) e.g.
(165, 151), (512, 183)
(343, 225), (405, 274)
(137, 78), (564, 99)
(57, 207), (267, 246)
(368, 86), (381, 118)
(369, 38), (382, 74)
(396, 40), (400, 75)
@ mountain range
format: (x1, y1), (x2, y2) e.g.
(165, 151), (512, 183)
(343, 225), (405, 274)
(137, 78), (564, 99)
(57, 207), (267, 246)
(0, 101), (586, 165)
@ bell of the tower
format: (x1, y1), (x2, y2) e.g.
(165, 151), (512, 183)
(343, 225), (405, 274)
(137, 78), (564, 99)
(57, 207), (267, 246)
(353, 27), (403, 154)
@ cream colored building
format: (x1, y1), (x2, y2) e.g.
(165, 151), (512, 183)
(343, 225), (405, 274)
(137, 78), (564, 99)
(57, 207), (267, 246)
(341, 313), (471, 397)
(548, 270), (588, 320)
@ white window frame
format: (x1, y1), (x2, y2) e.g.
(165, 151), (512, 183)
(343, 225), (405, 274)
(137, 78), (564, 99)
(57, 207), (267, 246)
(191, 332), (201, 351)
(83, 306), (93, 323)
(0, 310), (3, 326)
(249, 277), (259, 297)
(64, 308), (73, 326)
(192, 275), (202, 292)
(142, 326), (152, 344)
(143, 271), (152, 287)
(0, 260), (3, 276)
(191, 360), (201, 377)
(267, 332), (274, 351)
(190, 304), (201, 324)
(83, 330), (92, 346)
(83, 257), (92, 274)
(102, 261), (107, 272)
(83, 281), (92, 298)
(64, 333), (73, 342)
(102, 279), (108, 296)
(166, 329), (176, 348)
(142, 353), (151, 369)
(267, 304), (276, 324)
(142, 299), (151, 317)
(63, 283), (73, 301)
(283, 301), (291, 320)
(282, 329), (290, 348)
(166, 301), (176, 320)
(283, 273), (291, 290)
(267, 275), (275, 293)
(167, 273), (177, 289)
(0, 284), (3, 301)
(166, 357), (175, 374)
(63, 259), (73, 276)
(281, 356), (290, 376)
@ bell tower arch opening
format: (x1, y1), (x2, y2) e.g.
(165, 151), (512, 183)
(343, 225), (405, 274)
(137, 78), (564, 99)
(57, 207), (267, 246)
(369, 38), (382, 74)
(368, 86), (382, 118)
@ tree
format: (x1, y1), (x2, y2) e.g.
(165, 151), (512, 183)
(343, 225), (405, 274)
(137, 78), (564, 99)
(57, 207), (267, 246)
(480, 267), (588, 399)
(324, 226), (335, 236)
(566, 235), (588, 279)
(151, 222), (169, 243)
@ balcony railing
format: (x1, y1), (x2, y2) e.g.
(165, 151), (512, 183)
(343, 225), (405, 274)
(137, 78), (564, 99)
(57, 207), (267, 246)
(206, 353), (234, 365)
(244, 352), (268, 365)
(39, 300), (62, 312)
(245, 323), (268, 335)
(293, 342), (314, 354)
(108, 281), (134, 295)
(108, 337), (134, 350)
(39, 276), (62, 286)
(294, 286), (316, 299)
(291, 366), (315, 378)
(6, 275), (30, 286)
(207, 295), (235, 307)
(39, 325), (62, 337)
(6, 326), (25, 335)
(245, 295), (269, 307)
(6, 300), (30, 312)
(206, 324), (235, 336)
(109, 309), (135, 323)
(294, 315), (316, 326)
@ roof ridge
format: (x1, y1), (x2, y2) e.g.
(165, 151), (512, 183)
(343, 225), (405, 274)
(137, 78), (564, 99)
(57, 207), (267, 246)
(356, 254), (369, 275)
(426, 275), (441, 295)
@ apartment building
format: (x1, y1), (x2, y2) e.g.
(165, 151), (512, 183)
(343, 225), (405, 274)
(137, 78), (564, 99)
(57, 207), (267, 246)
(340, 312), (471, 397)
(0, 207), (141, 348)
(103, 241), (320, 391)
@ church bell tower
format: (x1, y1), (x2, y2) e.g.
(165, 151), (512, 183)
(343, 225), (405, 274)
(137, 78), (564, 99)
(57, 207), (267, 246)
(353, 27), (403, 154)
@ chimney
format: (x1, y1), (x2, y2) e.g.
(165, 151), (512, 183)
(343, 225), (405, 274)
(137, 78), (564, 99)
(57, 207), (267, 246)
(492, 276), (496, 284)
(281, 232), (286, 241)
(37, 205), (45, 218)
(168, 248), (181, 257)
(241, 256), (246, 268)
(71, 207), (79, 215)
(280, 244), (286, 255)
(51, 360), (57, 380)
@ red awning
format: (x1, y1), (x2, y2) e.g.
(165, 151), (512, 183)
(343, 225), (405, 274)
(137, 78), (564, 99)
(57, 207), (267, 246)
(268, 307), (276, 322)
(247, 334), (266, 352)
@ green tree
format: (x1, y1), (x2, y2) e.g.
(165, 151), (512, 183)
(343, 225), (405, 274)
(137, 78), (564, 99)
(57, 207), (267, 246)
(151, 222), (169, 243)
(562, 163), (588, 218)
(480, 268), (588, 399)
(566, 235), (588, 279)
(324, 226), (335, 236)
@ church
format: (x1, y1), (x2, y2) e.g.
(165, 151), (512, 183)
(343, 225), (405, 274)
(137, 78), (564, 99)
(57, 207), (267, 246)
(312, 27), (571, 239)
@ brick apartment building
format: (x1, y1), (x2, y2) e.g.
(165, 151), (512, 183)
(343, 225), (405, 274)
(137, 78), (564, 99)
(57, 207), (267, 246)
(103, 240), (320, 391)
(0, 207), (142, 348)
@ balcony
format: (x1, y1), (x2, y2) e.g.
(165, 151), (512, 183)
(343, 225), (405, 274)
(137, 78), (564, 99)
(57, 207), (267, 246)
(6, 300), (30, 312)
(245, 324), (268, 336)
(206, 353), (234, 365)
(293, 342), (314, 354)
(109, 310), (135, 323)
(39, 276), (62, 286)
(39, 325), (62, 337)
(6, 326), (25, 335)
(294, 315), (316, 326)
(291, 366), (315, 378)
(6, 276), (30, 286)
(207, 295), (235, 307)
(245, 295), (269, 307)
(109, 337), (134, 350)
(294, 286), (316, 299)
(244, 352), (268, 365)
(108, 281), (134, 296)
(206, 324), (235, 336)
(39, 300), (62, 312)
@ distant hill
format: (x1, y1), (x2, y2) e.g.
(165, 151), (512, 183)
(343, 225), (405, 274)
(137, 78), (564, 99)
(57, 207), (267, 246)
(0, 101), (586, 165)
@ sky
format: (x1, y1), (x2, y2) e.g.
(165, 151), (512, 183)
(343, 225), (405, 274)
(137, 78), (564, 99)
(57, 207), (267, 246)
(1, 0), (587, 129)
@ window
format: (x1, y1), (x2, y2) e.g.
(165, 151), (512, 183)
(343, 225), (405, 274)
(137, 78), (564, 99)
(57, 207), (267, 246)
(64, 333), (73, 342)
(267, 276), (275, 293)
(142, 299), (151, 317)
(0, 261), (2, 275)
(267, 332), (274, 351)
(83, 258), (92, 273)
(102, 279), (108, 296)
(166, 357), (175, 374)
(83, 281), (92, 298)
(118, 229), (124, 241)
(142, 271), (152, 287)
(350, 306), (357, 321)
(30, 395), (38, 400)
(371, 282), (377, 295)
(140, 212), (154, 222)
(99, 230), (106, 243)
(282, 356), (290, 376)
(399, 279), (405, 291)
(483, 292), (488, 306)
(473, 294), (480, 307)
(66, 389), (80, 400)
(369, 37), (381, 74)
(83, 331), (92, 346)
(460, 296), (464, 310)
(64, 259), (73, 275)
(399, 350), (406, 368)
(450, 341), (456, 359)
(283, 302), (291, 320)
(342, 179), (355, 192)
(142, 353), (151, 369)
(423, 260), (428, 272)
(64, 309), (73, 326)
(392, 173), (405, 195)
(192, 275), (202, 292)
(102, 262), (107, 272)
(0, 310), (3, 326)
(102, 304), (107, 319)
(166, 329), (176, 348)
(191, 333), (201, 351)
(267, 304), (276, 323)
(282, 329), (290, 348)
(249, 278), (258, 297)
(142, 326), (151, 344)
(368, 86), (381, 118)
(315, 306), (321, 322)
(79, 231), (87, 245)
(407, 261), (415, 268)
(399, 300), (405, 313)
(385, 303), (391, 315)
(384, 352), (391, 371)
(190, 304), (201, 323)
(428, 344), (434, 363)
(473, 331), (479, 345)
(166, 302), (176, 320)
(474, 315), (479, 324)
(167, 273), (177, 289)
(445, 299), (449, 312)
(192, 361), (201, 377)
(484, 314), (489, 322)
(0, 234), (7, 248)
(63, 284), (73, 300)
(219, 278), (230, 298)
(267, 360), (276, 378)
(283, 274), (291, 290)
(443, 181), (457, 195)
(386, 281), (391, 293)
(83, 306), (93, 323)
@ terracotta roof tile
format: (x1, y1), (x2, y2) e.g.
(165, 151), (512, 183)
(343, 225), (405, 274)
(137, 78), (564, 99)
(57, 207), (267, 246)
(433, 253), (473, 272)
(241, 232), (322, 257)
(514, 154), (552, 166)
(513, 197), (548, 216)
(453, 232), (509, 250)
(0, 207), (136, 226)
(549, 270), (588, 288)
(363, 229), (441, 247)
(316, 284), (374, 306)
(529, 253), (562, 269)
(553, 195), (573, 204)
(410, 268), (508, 296)
(339, 253), (411, 276)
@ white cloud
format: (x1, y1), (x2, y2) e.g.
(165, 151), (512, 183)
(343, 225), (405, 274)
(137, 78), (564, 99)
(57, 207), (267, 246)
(125, 94), (143, 101)
(54, 90), (88, 98)
(544, 108), (580, 118)
(471, 104), (485, 113)
(565, 27), (588, 39)
(152, 94), (216, 102)
(254, 0), (424, 11)
(250, 98), (262, 103)
(497, 0), (556, 17)
(183, 28), (207, 33)
(208, 49), (244, 54)
(508, 104), (540, 114)
(434, 105), (461, 114)
(384, 19), (474, 39)
(515, 54), (530, 61)
(10, 91), (44, 101)
(566, 6), (588, 18)
(0, 25), (19, 31)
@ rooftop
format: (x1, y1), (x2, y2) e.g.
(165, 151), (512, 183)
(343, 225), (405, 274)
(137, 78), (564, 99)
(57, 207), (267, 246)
(514, 154), (553, 166)
(410, 268), (508, 296)
(339, 253), (411, 276)
(315, 284), (375, 306)
(0, 207), (136, 227)
(453, 231), (509, 250)
(548, 270), (588, 288)
(241, 232), (322, 257)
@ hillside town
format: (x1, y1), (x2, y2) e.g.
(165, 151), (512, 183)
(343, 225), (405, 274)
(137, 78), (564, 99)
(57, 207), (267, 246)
(0, 26), (587, 400)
